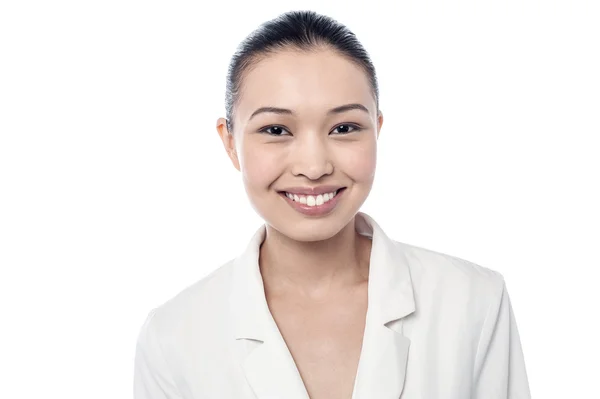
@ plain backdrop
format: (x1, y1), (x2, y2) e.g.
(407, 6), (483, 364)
(1, 0), (598, 397)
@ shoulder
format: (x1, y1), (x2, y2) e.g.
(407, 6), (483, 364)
(135, 260), (237, 384)
(145, 258), (236, 341)
(395, 239), (506, 299)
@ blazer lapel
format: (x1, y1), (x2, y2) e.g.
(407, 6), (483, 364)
(351, 212), (416, 399)
(228, 212), (416, 399)
(229, 224), (310, 399)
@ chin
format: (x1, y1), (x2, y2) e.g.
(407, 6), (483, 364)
(279, 226), (341, 243)
(266, 208), (358, 243)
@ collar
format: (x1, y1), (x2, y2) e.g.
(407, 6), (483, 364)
(229, 211), (416, 341)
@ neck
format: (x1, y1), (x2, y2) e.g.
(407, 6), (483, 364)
(258, 216), (372, 299)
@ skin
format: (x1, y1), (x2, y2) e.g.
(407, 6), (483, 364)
(216, 46), (384, 398)
(216, 46), (383, 298)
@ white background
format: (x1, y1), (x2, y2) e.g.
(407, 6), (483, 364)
(1, 0), (598, 397)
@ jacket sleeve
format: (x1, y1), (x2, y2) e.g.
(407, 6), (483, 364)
(472, 276), (532, 398)
(134, 308), (184, 399)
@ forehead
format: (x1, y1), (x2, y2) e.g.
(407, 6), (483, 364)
(236, 49), (375, 121)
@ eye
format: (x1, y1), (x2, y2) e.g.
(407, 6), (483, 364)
(258, 125), (291, 136)
(331, 123), (361, 135)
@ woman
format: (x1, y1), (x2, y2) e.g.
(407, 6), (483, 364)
(134, 10), (531, 399)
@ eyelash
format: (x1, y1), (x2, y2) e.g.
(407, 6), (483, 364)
(258, 123), (362, 136)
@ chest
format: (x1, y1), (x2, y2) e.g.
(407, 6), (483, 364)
(266, 287), (368, 399)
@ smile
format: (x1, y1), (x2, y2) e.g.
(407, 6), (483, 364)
(283, 188), (342, 206)
(278, 188), (346, 216)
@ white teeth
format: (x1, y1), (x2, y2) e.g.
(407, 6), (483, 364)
(285, 190), (338, 207)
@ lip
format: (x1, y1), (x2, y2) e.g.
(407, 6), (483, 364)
(279, 187), (346, 217)
(278, 185), (344, 196)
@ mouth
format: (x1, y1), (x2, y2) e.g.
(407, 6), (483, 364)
(277, 187), (347, 216)
(278, 187), (346, 205)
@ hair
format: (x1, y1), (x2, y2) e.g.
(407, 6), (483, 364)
(224, 10), (380, 133)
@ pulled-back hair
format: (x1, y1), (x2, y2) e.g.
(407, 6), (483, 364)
(224, 10), (379, 133)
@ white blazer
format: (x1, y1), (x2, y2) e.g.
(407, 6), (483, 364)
(134, 212), (531, 398)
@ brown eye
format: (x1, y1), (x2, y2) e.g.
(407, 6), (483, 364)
(331, 124), (361, 135)
(258, 125), (291, 136)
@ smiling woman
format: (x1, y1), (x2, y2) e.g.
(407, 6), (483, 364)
(217, 43), (380, 243)
(134, 10), (531, 399)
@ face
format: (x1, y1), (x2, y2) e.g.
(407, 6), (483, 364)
(216, 48), (383, 242)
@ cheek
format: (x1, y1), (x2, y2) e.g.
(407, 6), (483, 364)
(240, 142), (283, 190)
(339, 141), (377, 182)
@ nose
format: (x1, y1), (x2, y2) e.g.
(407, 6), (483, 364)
(290, 133), (334, 180)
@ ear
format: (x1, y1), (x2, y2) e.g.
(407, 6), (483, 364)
(216, 117), (241, 171)
(376, 110), (384, 140)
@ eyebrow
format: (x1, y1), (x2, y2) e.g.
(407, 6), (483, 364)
(248, 103), (370, 121)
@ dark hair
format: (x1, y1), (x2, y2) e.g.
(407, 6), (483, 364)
(224, 10), (379, 133)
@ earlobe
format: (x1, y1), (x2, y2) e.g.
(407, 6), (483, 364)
(229, 148), (241, 171)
